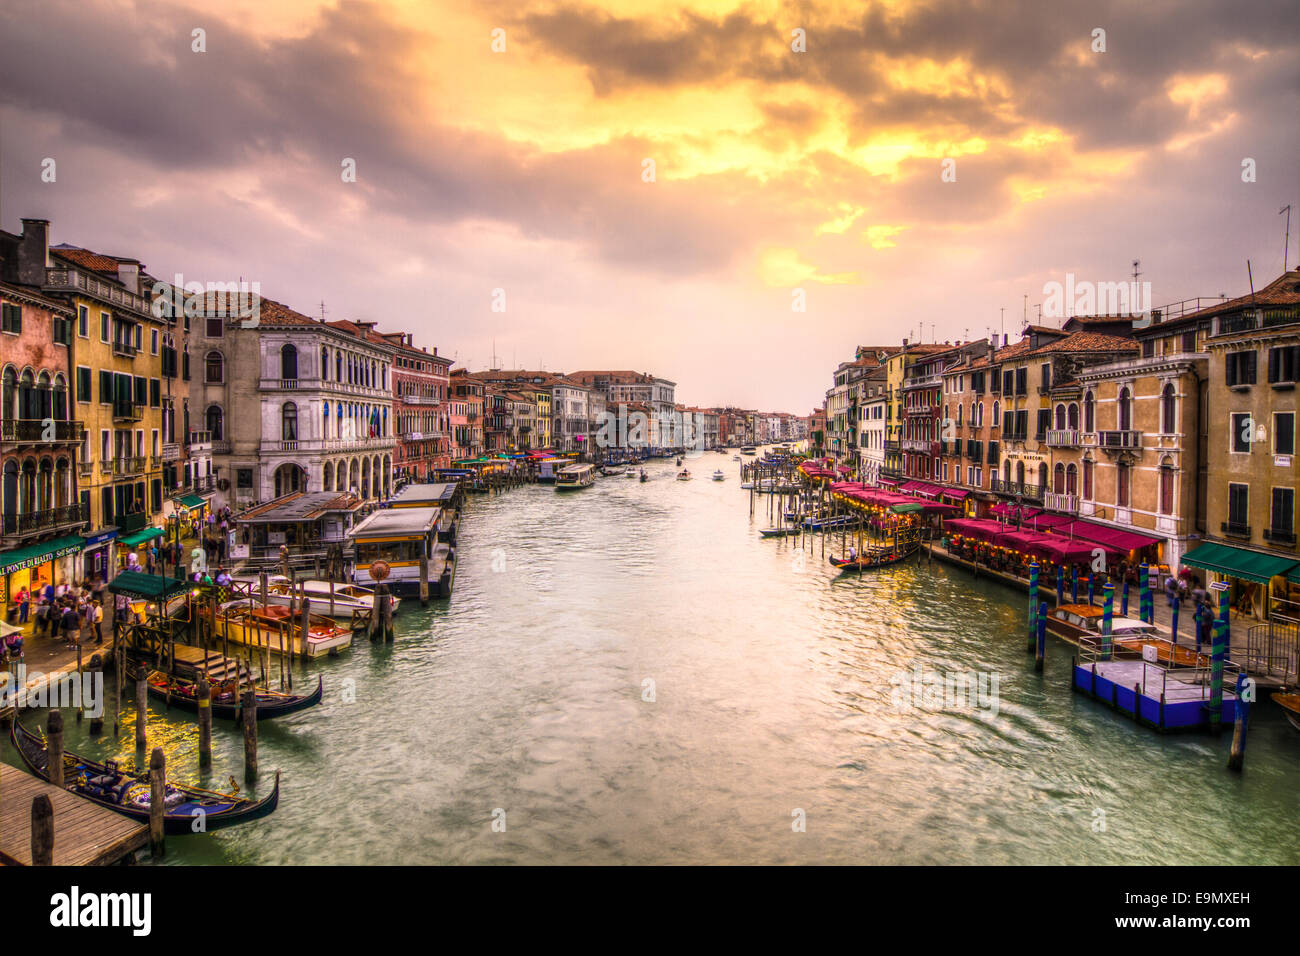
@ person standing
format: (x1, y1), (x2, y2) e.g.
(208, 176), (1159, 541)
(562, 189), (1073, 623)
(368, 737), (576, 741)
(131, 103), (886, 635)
(93, 599), (105, 644)
(16, 586), (29, 624)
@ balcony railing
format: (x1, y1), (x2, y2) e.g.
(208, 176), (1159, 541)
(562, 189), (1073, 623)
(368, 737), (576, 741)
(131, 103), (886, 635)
(0, 419), (84, 444)
(903, 438), (938, 454)
(113, 401), (145, 423)
(1043, 492), (1079, 513)
(1045, 429), (1079, 448)
(161, 442), (180, 462)
(45, 266), (152, 316)
(112, 456), (146, 477)
(211, 440), (231, 454)
(1, 503), (87, 537)
(78, 461), (93, 477)
(1221, 521), (1251, 539)
(402, 394), (440, 405)
(1097, 430), (1142, 450)
(1265, 528), (1297, 546)
(112, 339), (138, 358)
(990, 478), (1044, 501)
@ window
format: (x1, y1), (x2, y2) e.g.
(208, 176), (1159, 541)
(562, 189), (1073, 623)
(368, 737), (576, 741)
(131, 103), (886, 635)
(149, 379), (161, 408)
(0, 302), (20, 333)
(1231, 412), (1253, 453)
(282, 402), (298, 441)
(281, 344), (298, 380)
(1083, 391), (1095, 432)
(1002, 370), (1014, 395)
(182, 348), (190, 382)
(1142, 339), (1155, 358)
(206, 317), (223, 338)
(237, 468), (254, 489)
(133, 376), (147, 405)
(206, 405), (223, 441)
(205, 351), (224, 383)
(76, 367), (91, 403)
(1040, 363), (1051, 389)
(1117, 463), (1131, 508)
(1159, 460), (1175, 515)
(98, 370), (112, 405)
(1228, 483), (1249, 531)
(78, 305), (89, 338)
(1118, 387), (1132, 431)
(1083, 459), (1094, 499)
(1276, 412), (1295, 456)
(100, 312), (110, 343)
(1225, 350), (1257, 387)
(1268, 346), (1299, 385)
(1272, 488), (1295, 541)
(1161, 384), (1176, 433)
(1036, 409), (1050, 441)
(1054, 462), (1065, 494)
(1015, 368), (1027, 395)
(151, 329), (159, 355)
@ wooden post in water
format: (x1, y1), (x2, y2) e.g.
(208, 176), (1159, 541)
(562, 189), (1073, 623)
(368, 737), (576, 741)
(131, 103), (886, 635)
(135, 670), (148, 748)
(197, 676), (212, 768)
(88, 660), (104, 735)
(1027, 562), (1040, 652)
(298, 594), (311, 663)
(242, 688), (258, 782)
(1035, 602), (1047, 672)
(149, 747), (165, 856)
(419, 556), (430, 607)
(75, 641), (83, 723)
(1228, 673), (1250, 771)
(47, 710), (64, 788)
(329, 578), (336, 618)
(31, 795), (54, 865)
(383, 587), (394, 641)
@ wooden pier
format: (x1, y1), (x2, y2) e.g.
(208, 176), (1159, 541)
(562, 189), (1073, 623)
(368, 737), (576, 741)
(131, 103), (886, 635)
(0, 763), (147, 866)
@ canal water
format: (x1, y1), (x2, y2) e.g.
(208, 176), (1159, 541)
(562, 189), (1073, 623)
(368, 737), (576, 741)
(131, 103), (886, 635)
(7, 458), (1299, 864)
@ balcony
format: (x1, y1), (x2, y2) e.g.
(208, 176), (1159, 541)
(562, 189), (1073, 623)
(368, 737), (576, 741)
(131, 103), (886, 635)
(902, 439), (939, 455)
(112, 456), (146, 477)
(161, 442), (180, 462)
(1265, 528), (1297, 546)
(77, 461), (93, 477)
(211, 440), (231, 454)
(1097, 430), (1143, 451)
(112, 339), (138, 359)
(1221, 521), (1252, 539)
(1, 503), (88, 538)
(1045, 429), (1079, 448)
(1043, 492), (1079, 513)
(0, 418), (84, 445)
(117, 512), (147, 534)
(45, 266), (152, 316)
(402, 394), (440, 405)
(113, 401), (145, 423)
(990, 478), (1044, 501)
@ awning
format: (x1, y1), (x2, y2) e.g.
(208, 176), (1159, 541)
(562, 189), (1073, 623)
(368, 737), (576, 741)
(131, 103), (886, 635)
(0, 534), (86, 576)
(107, 571), (190, 600)
(119, 527), (165, 547)
(173, 493), (206, 510)
(1065, 521), (1161, 552)
(941, 488), (970, 500)
(891, 502), (926, 514)
(1182, 542), (1299, 585)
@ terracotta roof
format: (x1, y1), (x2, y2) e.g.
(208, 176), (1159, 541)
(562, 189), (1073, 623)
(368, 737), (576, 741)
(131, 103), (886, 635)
(567, 370), (656, 384)
(1152, 270), (1300, 330)
(50, 245), (133, 274)
(1026, 331), (1139, 355)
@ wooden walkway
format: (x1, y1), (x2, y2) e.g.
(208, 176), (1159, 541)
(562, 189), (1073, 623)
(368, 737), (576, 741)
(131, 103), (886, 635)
(0, 764), (147, 866)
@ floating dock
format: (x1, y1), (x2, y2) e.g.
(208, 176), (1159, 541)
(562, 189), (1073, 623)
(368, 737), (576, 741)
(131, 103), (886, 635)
(1073, 657), (1240, 731)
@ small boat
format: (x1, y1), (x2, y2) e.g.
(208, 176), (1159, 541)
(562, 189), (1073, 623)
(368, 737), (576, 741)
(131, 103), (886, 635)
(732, 455), (741, 461)
(639, 470), (648, 482)
(740, 481), (753, 489)
(760, 527), (797, 538)
(1272, 693), (1300, 733)
(254, 576), (401, 621)
(675, 458), (683, 466)
(624, 470), (638, 478)
(740, 446), (757, 456)
(677, 470), (692, 481)
(146, 671), (323, 722)
(828, 544), (918, 571)
(600, 465), (626, 477)
(711, 470), (725, 481)
(217, 602), (353, 658)
(10, 721), (280, 834)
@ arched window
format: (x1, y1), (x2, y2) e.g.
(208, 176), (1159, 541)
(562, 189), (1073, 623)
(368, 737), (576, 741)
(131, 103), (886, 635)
(1082, 458), (1094, 499)
(1003, 460), (1011, 484)
(18, 370), (34, 419)
(205, 351), (224, 383)
(1118, 387), (1132, 431)
(53, 373), (67, 420)
(336, 353), (343, 382)
(36, 371), (52, 419)
(992, 400), (1000, 424)
(1016, 460), (1025, 485)
(1054, 462), (1066, 494)
(323, 401), (330, 439)
(1161, 384), (1176, 433)
(281, 344), (298, 380)
(206, 404), (223, 441)
(1037, 462), (1048, 492)
(1067, 403), (1079, 430)
(1066, 463), (1078, 495)
(282, 401), (298, 441)
(1, 367), (15, 421)
(321, 347), (330, 381)
(1159, 457), (1175, 515)
(1117, 462), (1131, 507)
(1084, 391), (1095, 433)
(1055, 404), (1066, 430)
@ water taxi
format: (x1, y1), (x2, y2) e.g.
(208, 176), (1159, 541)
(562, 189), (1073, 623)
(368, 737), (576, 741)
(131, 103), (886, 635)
(255, 575), (402, 620)
(556, 463), (597, 490)
(740, 445), (757, 456)
(347, 505), (454, 596)
(677, 469), (692, 481)
(215, 601), (353, 658)
(711, 470), (725, 481)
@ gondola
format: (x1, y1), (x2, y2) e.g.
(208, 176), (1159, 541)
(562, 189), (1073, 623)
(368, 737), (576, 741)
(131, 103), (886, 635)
(10, 720), (280, 834)
(147, 672), (323, 723)
(1272, 692), (1300, 733)
(760, 527), (797, 538)
(828, 544), (918, 572)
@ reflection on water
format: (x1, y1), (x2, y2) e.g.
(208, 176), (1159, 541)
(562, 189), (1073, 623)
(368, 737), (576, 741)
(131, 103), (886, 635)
(8, 460), (1300, 864)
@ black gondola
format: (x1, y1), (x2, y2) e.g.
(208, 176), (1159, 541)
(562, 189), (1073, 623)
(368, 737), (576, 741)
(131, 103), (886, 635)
(10, 720), (280, 834)
(828, 543), (919, 572)
(147, 672), (323, 723)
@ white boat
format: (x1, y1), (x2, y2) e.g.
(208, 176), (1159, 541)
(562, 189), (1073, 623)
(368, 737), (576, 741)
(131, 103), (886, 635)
(215, 601), (353, 659)
(740, 445), (757, 456)
(255, 576), (402, 620)
(711, 470), (725, 481)
(347, 506), (455, 597)
(556, 463), (597, 490)
(677, 469), (692, 481)
(732, 455), (741, 461)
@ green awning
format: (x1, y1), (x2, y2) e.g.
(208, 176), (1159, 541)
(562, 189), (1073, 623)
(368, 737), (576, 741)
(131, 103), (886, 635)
(0, 535), (86, 576)
(174, 493), (206, 509)
(1182, 542), (1299, 585)
(107, 571), (190, 600)
(891, 502), (925, 514)
(119, 527), (165, 547)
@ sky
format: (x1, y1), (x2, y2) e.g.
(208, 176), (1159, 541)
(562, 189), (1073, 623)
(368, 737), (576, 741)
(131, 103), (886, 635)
(0, 0), (1297, 413)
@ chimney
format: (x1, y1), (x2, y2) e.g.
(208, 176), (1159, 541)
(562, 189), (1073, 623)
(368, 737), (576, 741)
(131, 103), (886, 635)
(17, 218), (50, 286)
(1003, 333), (1008, 346)
(116, 260), (140, 294)
(902, 337), (909, 349)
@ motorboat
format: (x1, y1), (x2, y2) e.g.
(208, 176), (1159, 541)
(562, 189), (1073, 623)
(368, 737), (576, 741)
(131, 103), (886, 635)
(711, 470), (725, 481)
(677, 470), (692, 481)
(253, 575), (401, 621)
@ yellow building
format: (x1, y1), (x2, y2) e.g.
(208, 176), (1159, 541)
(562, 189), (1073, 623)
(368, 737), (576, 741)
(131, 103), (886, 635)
(520, 386), (552, 449)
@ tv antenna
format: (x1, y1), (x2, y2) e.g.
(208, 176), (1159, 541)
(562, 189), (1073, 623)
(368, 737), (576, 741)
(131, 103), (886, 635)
(1282, 204), (1293, 273)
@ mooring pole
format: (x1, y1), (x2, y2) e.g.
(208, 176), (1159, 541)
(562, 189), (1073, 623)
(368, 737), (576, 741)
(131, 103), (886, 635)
(47, 710), (65, 788)
(31, 795), (54, 865)
(1035, 602), (1047, 672)
(1027, 562), (1040, 651)
(1228, 672), (1250, 771)
(149, 747), (166, 857)
(197, 676), (212, 768)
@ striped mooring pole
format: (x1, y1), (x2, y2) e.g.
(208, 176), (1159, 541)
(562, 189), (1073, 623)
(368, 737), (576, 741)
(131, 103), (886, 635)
(1071, 565), (1079, 603)
(1035, 602), (1048, 672)
(1170, 595), (1180, 645)
(1056, 569), (1064, 607)
(1100, 582), (1115, 659)
(1121, 580), (1130, 617)
(1139, 563), (1150, 624)
(1208, 617), (1228, 733)
(1028, 562), (1040, 652)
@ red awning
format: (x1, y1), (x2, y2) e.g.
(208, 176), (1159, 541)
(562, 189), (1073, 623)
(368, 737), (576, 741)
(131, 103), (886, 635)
(1062, 520), (1161, 552)
(940, 487), (970, 500)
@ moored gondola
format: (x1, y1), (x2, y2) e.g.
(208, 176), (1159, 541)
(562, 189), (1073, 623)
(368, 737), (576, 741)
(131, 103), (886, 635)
(10, 720), (280, 834)
(147, 672), (323, 723)
(828, 543), (919, 572)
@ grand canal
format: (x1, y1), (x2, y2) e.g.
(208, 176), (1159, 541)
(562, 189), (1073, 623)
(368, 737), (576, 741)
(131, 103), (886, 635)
(8, 459), (1300, 864)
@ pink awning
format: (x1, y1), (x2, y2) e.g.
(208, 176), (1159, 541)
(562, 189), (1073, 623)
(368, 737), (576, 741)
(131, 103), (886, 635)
(940, 487), (970, 500)
(1061, 520), (1161, 552)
